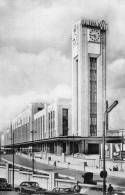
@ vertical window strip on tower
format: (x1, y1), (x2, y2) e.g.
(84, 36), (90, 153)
(75, 58), (78, 135)
(43, 115), (45, 137)
(90, 58), (97, 136)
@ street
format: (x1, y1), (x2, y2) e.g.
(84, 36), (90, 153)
(0, 190), (106, 195)
(0, 192), (17, 195)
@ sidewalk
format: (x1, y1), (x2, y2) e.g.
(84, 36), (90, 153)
(21, 152), (125, 179)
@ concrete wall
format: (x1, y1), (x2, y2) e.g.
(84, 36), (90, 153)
(0, 165), (75, 190)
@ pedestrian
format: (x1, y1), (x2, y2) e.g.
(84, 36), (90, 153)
(53, 160), (56, 168)
(73, 181), (81, 193)
(116, 165), (118, 171)
(108, 184), (114, 194)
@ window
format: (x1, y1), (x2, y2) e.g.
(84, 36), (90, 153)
(90, 58), (97, 136)
(43, 116), (44, 132)
(62, 109), (68, 136)
(48, 113), (50, 137)
(41, 117), (42, 139)
(53, 111), (55, 129)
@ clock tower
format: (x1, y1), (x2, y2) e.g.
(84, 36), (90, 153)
(72, 19), (107, 137)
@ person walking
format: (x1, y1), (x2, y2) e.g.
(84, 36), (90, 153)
(108, 184), (114, 194)
(53, 160), (56, 169)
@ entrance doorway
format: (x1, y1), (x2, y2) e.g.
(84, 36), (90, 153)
(88, 143), (99, 154)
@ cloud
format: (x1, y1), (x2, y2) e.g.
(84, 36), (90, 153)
(108, 96), (125, 130)
(0, 0), (125, 58)
(50, 84), (71, 99)
(0, 0), (124, 57)
(107, 59), (125, 90)
(0, 46), (71, 96)
(107, 58), (125, 129)
(0, 0), (125, 130)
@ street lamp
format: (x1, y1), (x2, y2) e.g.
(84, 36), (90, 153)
(12, 131), (14, 189)
(103, 100), (118, 195)
(10, 123), (15, 189)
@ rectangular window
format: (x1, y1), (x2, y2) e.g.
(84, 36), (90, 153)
(62, 109), (68, 136)
(90, 58), (97, 136)
(41, 117), (42, 139)
(48, 113), (50, 137)
(43, 116), (45, 133)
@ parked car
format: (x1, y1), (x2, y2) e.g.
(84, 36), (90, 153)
(15, 181), (46, 194)
(0, 178), (12, 191)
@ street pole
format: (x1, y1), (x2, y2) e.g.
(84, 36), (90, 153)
(102, 100), (118, 194)
(32, 143), (34, 173)
(121, 131), (124, 170)
(32, 129), (34, 173)
(12, 131), (14, 189)
(31, 128), (37, 173)
(103, 115), (106, 195)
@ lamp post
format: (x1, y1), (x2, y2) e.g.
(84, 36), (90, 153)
(31, 130), (35, 173)
(12, 131), (14, 189)
(10, 123), (15, 189)
(103, 100), (118, 195)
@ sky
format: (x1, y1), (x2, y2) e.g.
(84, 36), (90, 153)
(0, 0), (125, 130)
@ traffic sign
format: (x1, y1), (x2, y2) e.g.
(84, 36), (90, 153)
(100, 170), (107, 178)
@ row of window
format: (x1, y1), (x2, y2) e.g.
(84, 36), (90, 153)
(34, 115), (45, 139)
(90, 57), (97, 136)
(5, 108), (69, 145)
(13, 124), (30, 143)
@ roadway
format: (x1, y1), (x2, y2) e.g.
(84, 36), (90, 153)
(0, 192), (17, 195)
(2, 154), (125, 188)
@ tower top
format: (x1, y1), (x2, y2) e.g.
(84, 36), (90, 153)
(80, 18), (107, 31)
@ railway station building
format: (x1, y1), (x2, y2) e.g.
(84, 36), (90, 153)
(1, 19), (124, 160)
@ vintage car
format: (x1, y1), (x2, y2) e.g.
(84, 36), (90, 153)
(0, 178), (12, 191)
(15, 181), (46, 194)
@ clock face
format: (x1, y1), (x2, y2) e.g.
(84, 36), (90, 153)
(88, 29), (100, 43)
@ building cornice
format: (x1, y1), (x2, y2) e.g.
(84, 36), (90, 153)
(81, 18), (107, 31)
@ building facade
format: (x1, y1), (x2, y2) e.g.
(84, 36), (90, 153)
(34, 98), (71, 140)
(2, 18), (123, 157)
(11, 103), (44, 144)
(2, 99), (72, 155)
(33, 98), (72, 154)
(72, 19), (107, 137)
